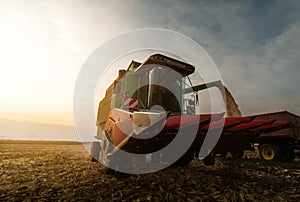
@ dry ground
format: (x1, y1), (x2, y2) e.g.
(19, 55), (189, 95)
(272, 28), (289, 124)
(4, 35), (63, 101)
(0, 141), (300, 201)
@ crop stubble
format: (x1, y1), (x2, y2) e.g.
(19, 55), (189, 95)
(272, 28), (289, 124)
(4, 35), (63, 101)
(0, 141), (299, 201)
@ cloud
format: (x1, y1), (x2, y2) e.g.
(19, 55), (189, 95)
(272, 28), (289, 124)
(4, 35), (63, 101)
(238, 22), (300, 115)
(136, 0), (300, 115)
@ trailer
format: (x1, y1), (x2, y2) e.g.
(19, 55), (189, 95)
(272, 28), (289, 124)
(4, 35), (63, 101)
(253, 111), (300, 161)
(214, 111), (300, 162)
(91, 54), (291, 173)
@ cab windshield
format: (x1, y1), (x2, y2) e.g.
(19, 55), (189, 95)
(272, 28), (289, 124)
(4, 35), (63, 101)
(136, 66), (195, 114)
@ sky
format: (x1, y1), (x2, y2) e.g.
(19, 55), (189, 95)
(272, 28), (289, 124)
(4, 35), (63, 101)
(0, 0), (299, 140)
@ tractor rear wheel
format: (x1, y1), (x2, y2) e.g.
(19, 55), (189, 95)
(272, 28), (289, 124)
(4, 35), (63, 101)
(259, 144), (280, 161)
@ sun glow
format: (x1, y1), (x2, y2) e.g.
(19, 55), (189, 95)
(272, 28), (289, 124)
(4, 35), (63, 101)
(0, 2), (77, 125)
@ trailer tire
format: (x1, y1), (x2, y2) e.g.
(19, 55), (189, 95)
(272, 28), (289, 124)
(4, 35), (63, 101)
(91, 141), (100, 162)
(285, 150), (295, 161)
(231, 150), (244, 158)
(259, 144), (280, 161)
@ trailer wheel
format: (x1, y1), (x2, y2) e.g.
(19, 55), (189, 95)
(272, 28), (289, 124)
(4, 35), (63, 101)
(91, 141), (100, 162)
(287, 149), (295, 161)
(231, 150), (244, 158)
(259, 144), (279, 161)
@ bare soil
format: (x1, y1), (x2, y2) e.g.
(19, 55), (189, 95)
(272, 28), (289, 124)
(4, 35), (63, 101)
(0, 141), (299, 201)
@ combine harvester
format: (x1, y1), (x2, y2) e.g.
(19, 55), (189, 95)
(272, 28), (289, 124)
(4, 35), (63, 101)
(91, 54), (292, 173)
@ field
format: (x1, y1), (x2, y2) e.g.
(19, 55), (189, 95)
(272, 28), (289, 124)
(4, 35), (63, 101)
(1, 141), (300, 201)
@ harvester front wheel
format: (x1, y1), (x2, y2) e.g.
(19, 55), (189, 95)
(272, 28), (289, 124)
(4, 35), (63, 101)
(259, 144), (279, 161)
(91, 141), (100, 162)
(203, 152), (215, 166)
(173, 153), (194, 166)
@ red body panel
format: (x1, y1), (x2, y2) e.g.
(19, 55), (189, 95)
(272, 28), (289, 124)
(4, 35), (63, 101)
(163, 114), (219, 130)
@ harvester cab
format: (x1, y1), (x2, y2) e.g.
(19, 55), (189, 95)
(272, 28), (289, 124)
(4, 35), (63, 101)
(93, 54), (224, 172)
(96, 54), (221, 130)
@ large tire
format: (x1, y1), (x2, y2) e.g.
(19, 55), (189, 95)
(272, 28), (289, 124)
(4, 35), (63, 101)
(259, 144), (280, 161)
(173, 154), (194, 166)
(104, 166), (130, 178)
(203, 153), (215, 166)
(216, 152), (227, 158)
(151, 152), (161, 165)
(231, 150), (244, 158)
(287, 150), (296, 161)
(91, 141), (100, 162)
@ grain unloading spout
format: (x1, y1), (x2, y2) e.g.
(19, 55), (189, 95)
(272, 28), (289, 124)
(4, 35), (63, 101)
(184, 80), (223, 94)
